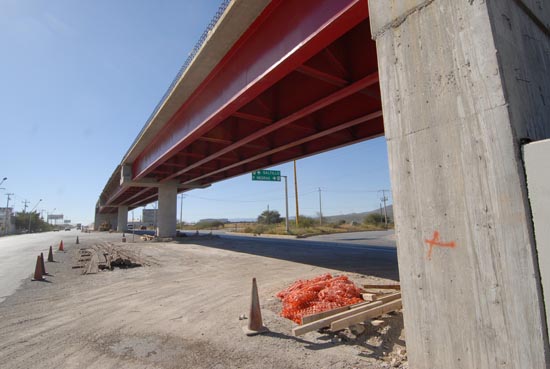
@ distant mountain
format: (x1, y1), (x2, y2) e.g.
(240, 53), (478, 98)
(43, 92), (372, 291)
(323, 205), (393, 224)
(225, 205), (393, 224)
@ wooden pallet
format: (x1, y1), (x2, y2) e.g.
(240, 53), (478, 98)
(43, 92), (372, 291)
(292, 289), (402, 336)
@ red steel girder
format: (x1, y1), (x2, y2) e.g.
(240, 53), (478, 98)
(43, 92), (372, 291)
(182, 110), (383, 185)
(132, 0), (369, 181)
(162, 72), (378, 182)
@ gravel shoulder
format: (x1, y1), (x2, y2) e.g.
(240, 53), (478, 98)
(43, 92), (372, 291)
(0, 234), (405, 369)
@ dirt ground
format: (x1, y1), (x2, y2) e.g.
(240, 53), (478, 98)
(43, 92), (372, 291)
(0, 235), (406, 369)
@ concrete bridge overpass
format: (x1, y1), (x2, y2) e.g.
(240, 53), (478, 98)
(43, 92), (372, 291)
(95, 0), (383, 235)
(96, 1), (550, 368)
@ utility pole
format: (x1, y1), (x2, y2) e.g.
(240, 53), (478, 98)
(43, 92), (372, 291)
(22, 199), (29, 213)
(179, 193), (185, 230)
(28, 199), (42, 233)
(318, 187), (323, 226)
(4, 193), (13, 235)
(380, 190), (389, 229)
(282, 176), (289, 233)
(294, 160), (299, 226)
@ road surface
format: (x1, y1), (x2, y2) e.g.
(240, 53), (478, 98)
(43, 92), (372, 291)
(0, 230), (122, 303)
(0, 229), (397, 304)
(0, 230), (404, 369)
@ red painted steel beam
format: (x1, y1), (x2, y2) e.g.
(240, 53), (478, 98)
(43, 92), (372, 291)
(183, 118), (385, 192)
(121, 187), (156, 205)
(161, 72), (378, 182)
(183, 110), (383, 185)
(106, 185), (132, 206)
(296, 65), (349, 87)
(231, 111), (273, 125)
(132, 0), (369, 181)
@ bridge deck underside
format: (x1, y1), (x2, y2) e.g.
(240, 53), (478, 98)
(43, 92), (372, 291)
(101, 0), (381, 213)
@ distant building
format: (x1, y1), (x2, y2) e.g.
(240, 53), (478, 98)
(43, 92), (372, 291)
(0, 207), (15, 235)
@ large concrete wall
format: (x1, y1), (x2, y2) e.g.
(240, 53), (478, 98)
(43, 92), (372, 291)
(369, 0), (549, 368)
(525, 139), (550, 349)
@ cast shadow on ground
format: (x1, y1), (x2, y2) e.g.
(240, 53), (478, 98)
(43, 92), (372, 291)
(174, 234), (399, 280)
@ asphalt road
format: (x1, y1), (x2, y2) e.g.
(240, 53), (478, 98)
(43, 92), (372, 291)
(191, 229), (398, 278)
(0, 230), (122, 303)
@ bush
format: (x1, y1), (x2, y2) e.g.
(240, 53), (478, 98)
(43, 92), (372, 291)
(364, 213), (385, 225)
(195, 220), (224, 229)
(257, 210), (282, 224)
(296, 216), (315, 228)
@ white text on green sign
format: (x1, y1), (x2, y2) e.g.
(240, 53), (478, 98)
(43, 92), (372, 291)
(252, 170), (281, 182)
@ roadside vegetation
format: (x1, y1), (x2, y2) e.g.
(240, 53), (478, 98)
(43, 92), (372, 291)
(13, 212), (54, 233)
(181, 209), (393, 237)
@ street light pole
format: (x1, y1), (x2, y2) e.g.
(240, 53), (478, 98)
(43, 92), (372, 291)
(4, 193), (13, 236)
(282, 176), (289, 233)
(0, 177), (6, 187)
(293, 161), (299, 227)
(318, 187), (323, 226)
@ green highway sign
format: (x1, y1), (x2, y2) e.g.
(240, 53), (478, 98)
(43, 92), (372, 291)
(252, 170), (281, 182)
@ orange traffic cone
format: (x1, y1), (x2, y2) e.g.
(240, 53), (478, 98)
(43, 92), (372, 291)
(47, 246), (54, 262)
(32, 255), (45, 281)
(242, 278), (268, 336)
(76, 236), (79, 244)
(40, 252), (48, 275)
(59, 240), (64, 252)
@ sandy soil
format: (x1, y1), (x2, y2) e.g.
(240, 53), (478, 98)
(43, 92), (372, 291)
(0, 235), (406, 369)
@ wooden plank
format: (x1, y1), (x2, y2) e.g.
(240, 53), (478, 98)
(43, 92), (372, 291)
(293, 292), (401, 335)
(361, 293), (378, 301)
(330, 299), (402, 331)
(299, 292), (401, 325)
(300, 299), (375, 324)
(84, 252), (99, 274)
(363, 284), (400, 290)
(301, 306), (350, 324)
(292, 301), (383, 336)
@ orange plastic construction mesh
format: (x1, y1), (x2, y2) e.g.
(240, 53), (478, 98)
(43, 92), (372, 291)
(276, 273), (363, 324)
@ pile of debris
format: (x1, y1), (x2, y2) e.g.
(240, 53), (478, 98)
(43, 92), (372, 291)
(73, 242), (150, 274)
(276, 274), (402, 336)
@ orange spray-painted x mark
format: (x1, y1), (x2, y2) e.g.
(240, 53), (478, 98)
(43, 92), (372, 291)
(425, 231), (456, 260)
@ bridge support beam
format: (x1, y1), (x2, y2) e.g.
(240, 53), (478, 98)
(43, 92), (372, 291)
(156, 182), (178, 237)
(117, 206), (128, 232)
(369, 0), (549, 368)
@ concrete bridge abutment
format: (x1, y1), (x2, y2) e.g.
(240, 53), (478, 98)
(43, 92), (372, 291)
(369, 0), (550, 368)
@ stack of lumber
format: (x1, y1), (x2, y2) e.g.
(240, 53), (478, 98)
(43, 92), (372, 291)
(292, 284), (401, 336)
(140, 234), (155, 241)
(72, 242), (151, 274)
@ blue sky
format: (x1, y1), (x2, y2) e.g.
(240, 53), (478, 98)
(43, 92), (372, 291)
(0, 0), (391, 225)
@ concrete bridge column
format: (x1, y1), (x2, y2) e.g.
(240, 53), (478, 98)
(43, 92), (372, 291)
(156, 182), (178, 237)
(369, 1), (549, 368)
(94, 212), (117, 231)
(117, 206), (128, 232)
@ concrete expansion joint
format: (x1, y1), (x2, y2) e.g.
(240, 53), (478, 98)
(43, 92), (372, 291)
(371, 0), (436, 40)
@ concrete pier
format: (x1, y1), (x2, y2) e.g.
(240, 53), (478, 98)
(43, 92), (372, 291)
(369, 0), (550, 368)
(156, 182), (177, 237)
(116, 206), (128, 232)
